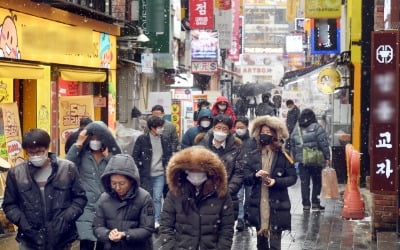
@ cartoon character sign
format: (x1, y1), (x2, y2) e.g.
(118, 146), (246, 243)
(0, 14), (21, 59)
(99, 33), (112, 68)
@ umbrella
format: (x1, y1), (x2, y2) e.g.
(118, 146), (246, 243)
(236, 82), (275, 97)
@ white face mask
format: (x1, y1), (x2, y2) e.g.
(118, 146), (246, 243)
(186, 171), (208, 186)
(236, 128), (247, 136)
(213, 131), (228, 141)
(29, 155), (48, 167)
(218, 104), (227, 111)
(89, 140), (102, 151)
(156, 127), (164, 135)
(200, 120), (211, 128)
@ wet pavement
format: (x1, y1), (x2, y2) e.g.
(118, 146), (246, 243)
(0, 179), (389, 249)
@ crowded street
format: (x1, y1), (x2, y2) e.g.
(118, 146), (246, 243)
(0, 180), (395, 249)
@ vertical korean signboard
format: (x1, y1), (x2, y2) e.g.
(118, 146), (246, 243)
(370, 31), (399, 194)
(189, 0), (214, 29)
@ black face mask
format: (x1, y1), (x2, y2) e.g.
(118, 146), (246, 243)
(260, 134), (274, 146)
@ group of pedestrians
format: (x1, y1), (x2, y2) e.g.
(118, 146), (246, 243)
(1, 95), (331, 250)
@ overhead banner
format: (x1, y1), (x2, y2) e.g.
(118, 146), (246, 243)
(311, 19), (340, 55)
(189, 0), (214, 29)
(191, 30), (218, 73)
(305, 0), (341, 18)
(59, 95), (94, 157)
(370, 31), (399, 194)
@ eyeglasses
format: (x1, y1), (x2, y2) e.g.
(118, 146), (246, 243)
(26, 149), (46, 157)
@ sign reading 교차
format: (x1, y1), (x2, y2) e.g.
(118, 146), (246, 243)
(370, 31), (399, 194)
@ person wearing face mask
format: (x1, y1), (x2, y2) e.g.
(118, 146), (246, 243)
(233, 116), (254, 231)
(3, 129), (87, 250)
(181, 108), (213, 149)
(242, 116), (297, 250)
(195, 114), (244, 220)
(159, 146), (234, 249)
(284, 100), (300, 152)
(66, 121), (121, 250)
(193, 100), (210, 123)
(132, 116), (173, 231)
(151, 105), (179, 153)
(211, 96), (237, 125)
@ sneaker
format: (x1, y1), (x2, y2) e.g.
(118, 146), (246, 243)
(236, 219), (245, 231)
(303, 205), (311, 211)
(312, 204), (325, 211)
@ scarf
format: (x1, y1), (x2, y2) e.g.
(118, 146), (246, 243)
(258, 147), (275, 237)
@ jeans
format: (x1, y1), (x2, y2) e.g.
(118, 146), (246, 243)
(237, 184), (252, 220)
(299, 163), (322, 206)
(152, 175), (165, 223)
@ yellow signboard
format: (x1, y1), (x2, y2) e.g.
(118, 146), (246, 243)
(1, 103), (24, 166)
(317, 68), (341, 94)
(0, 8), (116, 69)
(59, 95), (94, 157)
(305, 0), (341, 18)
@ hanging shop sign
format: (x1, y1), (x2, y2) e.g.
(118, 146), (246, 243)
(228, 0), (240, 61)
(316, 67), (341, 94)
(305, 0), (341, 18)
(189, 0), (214, 29)
(191, 30), (218, 73)
(0, 8), (116, 69)
(370, 31), (399, 194)
(139, 0), (170, 53)
(311, 18), (340, 55)
(214, 0), (232, 49)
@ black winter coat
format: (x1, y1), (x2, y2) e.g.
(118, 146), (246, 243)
(93, 154), (154, 250)
(160, 146), (234, 250)
(243, 148), (297, 231)
(2, 153), (87, 250)
(132, 133), (172, 193)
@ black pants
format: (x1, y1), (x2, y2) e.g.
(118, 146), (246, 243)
(299, 163), (322, 206)
(80, 240), (104, 250)
(257, 231), (282, 250)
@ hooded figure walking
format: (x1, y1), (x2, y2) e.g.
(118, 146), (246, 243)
(159, 146), (235, 249)
(66, 121), (121, 250)
(242, 116), (297, 250)
(93, 154), (154, 250)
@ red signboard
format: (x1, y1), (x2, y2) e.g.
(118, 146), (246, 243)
(228, 0), (240, 61)
(370, 31), (399, 194)
(189, 0), (214, 29)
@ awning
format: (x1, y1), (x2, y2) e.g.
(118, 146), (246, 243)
(59, 69), (107, 82)
(0, 62), (44, 79)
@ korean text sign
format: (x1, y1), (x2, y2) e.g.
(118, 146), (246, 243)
(370, 31), (399, 194)
(189, 0), (214, 29)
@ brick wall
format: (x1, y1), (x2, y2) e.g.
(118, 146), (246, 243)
(372, 194), (397, 231)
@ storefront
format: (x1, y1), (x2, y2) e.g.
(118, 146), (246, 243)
(0, 1), (119, 156)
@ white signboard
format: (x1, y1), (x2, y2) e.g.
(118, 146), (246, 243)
(141, 53), (154, 73)
(214, 9), (232, 49)
(148, 92), (172, 114)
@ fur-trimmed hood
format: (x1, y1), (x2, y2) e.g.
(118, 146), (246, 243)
(166, 146), (228, 197)
(251, 115), (289, 143)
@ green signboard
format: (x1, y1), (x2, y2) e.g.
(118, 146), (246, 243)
(139, 0), (170, 53)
